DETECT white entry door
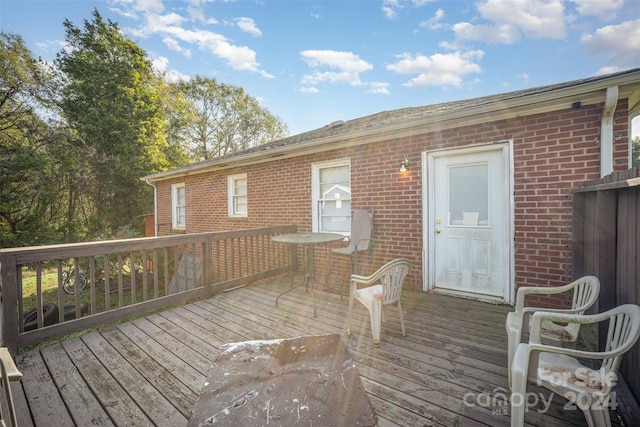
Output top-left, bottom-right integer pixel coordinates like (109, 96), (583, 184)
(424, 144), (512, 302)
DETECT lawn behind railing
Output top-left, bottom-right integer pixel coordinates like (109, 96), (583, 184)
(0, 225), (296, 354)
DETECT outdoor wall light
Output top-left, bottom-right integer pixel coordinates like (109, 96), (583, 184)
(399, 158), (409, 172)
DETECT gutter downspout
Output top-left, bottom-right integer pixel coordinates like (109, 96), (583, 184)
(601, 86), (619, 177)
(144, 179), (158, 237)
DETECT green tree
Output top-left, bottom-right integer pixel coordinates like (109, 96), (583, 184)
(178, 76), (288, 161)
(0, 32), (74, 247)
(55, 10), (174, 236)
(632, 136), (640, 168)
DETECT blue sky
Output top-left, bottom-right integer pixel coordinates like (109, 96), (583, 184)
(2, 0), (639, 136)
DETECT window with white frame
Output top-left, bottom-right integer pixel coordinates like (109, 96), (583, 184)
(228, 173), (248, 217)
(312, 159), (351, 235)
(171, 183), (186, 229)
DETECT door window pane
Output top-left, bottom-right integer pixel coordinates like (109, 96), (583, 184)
(448, 164), (488, 226)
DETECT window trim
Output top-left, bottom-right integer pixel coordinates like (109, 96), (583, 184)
(171, 183), (186, 230)
(311, 158), (351, 234)
(228, 173), (248, 218)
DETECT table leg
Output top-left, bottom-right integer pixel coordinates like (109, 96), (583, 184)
(275, 245), (317, 317)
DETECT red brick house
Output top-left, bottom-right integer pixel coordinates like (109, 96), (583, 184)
(142, 68), (640, 305)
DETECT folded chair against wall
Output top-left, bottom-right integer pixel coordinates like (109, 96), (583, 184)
(332, 209), (374, 300)
(347, 258), (411, 346)
(510, 304), (640, 427)
(506, 276), (600, 387)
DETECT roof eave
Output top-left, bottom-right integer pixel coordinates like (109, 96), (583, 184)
(141, 70), (640, 183)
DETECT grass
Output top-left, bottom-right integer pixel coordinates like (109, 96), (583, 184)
(21, 266), (169, 315)
(19, 266), (174, 352)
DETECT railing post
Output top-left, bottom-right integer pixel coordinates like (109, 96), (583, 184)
(204, 233), (213, 295)
(0, 254), (20, 354)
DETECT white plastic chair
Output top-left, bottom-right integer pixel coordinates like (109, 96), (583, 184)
(506, 276), (600, 387)
(347, 258), (411, 346)
(510, 304), (640, 427)
(332, 209), (373, 299)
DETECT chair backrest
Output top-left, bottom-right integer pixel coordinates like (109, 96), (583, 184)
(564, 276), (600, 337)
(602, 304), (640, 372)
(570, 276), (600, 311)
(378, 258), (411, 305)
(348, 209), (373, 252)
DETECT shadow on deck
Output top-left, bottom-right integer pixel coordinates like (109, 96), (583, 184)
(8, 275), (608, 426)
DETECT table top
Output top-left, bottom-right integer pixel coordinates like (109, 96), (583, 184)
(271, 232), (344, 245)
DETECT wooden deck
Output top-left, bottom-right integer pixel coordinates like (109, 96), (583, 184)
(9, 275), (602, 426)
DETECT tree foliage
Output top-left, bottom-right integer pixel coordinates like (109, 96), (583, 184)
(632, 136), (640, 168)
(0, 32), (72, 247)
(1, 9), (290, 247)
(55, 9), (177, 236)
(178, 76), (288, 161)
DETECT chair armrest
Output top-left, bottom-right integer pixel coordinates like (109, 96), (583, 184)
(514, 276), (597, 312)
(515, 286), (566, 312)
(528, 311), (606, 354)
(353, 237), (374, 252)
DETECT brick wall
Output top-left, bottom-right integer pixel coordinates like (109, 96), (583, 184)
(153, 99), (631, 306)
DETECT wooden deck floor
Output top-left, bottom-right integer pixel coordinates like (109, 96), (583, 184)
(9, 275), (601, 426)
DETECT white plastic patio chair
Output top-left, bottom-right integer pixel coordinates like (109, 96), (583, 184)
(332, 209), (373, 300)
(347, 258), (411, 346)
(510, 304), (640, 427)
(506, 276), (600, 387)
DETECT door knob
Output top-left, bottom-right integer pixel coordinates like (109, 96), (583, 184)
(436, 228), (441, 234)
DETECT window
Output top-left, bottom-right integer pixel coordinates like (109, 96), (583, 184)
(312, 159), (351, 235)
(228, 173), (248, 217)
(171, 183), (186, 229)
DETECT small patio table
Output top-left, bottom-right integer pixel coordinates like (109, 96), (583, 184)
(271, 232), (344, 317)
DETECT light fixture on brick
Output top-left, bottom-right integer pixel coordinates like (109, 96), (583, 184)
(399, 158), (409, 172)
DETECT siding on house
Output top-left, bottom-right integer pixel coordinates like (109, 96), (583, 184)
(145, 70), (638, 305)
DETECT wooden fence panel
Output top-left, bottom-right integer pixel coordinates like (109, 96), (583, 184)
(572, 167), (640, 422)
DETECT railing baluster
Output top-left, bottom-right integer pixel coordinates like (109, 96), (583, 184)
(117, 254), (124, 308)
(89, 256), (96, 315)
(104, 254), (110, 312)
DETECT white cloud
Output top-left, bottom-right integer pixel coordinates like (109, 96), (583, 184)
(300, 50), (373, 86)
(387, 50), (484, 89)
(162, 37), (191, 57)
(453, 22), (521, 44)
(368, 82), (391, 94)
(453, 0), (566, 44)
(420, 8), (445, 30)
(235, 17), (262, 37)
(383, 0), (433, 19)
(299, 86), (319, 94)
(111, 0), (272, 78)
(581, 19), (640, 66)
(151, 56), (190, 82)
(382, 0), (401, 19)
(569, 0), (624, 20)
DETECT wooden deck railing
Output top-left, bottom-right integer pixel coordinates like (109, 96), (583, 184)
(0, 225), (296, 353)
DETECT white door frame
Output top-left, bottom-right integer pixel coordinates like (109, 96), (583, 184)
(422, 142), (515, 304)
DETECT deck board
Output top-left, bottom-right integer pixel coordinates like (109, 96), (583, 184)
(11, 275), (607, 426)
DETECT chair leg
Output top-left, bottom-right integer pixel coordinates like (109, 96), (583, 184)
(347, 281), (355, 336)
(581, 394), (612, 427)
(507, 327), (518, 389)
(510, 345), (529, 427)
(398, 301), (406, 336)
(370, 300), (382, 346)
